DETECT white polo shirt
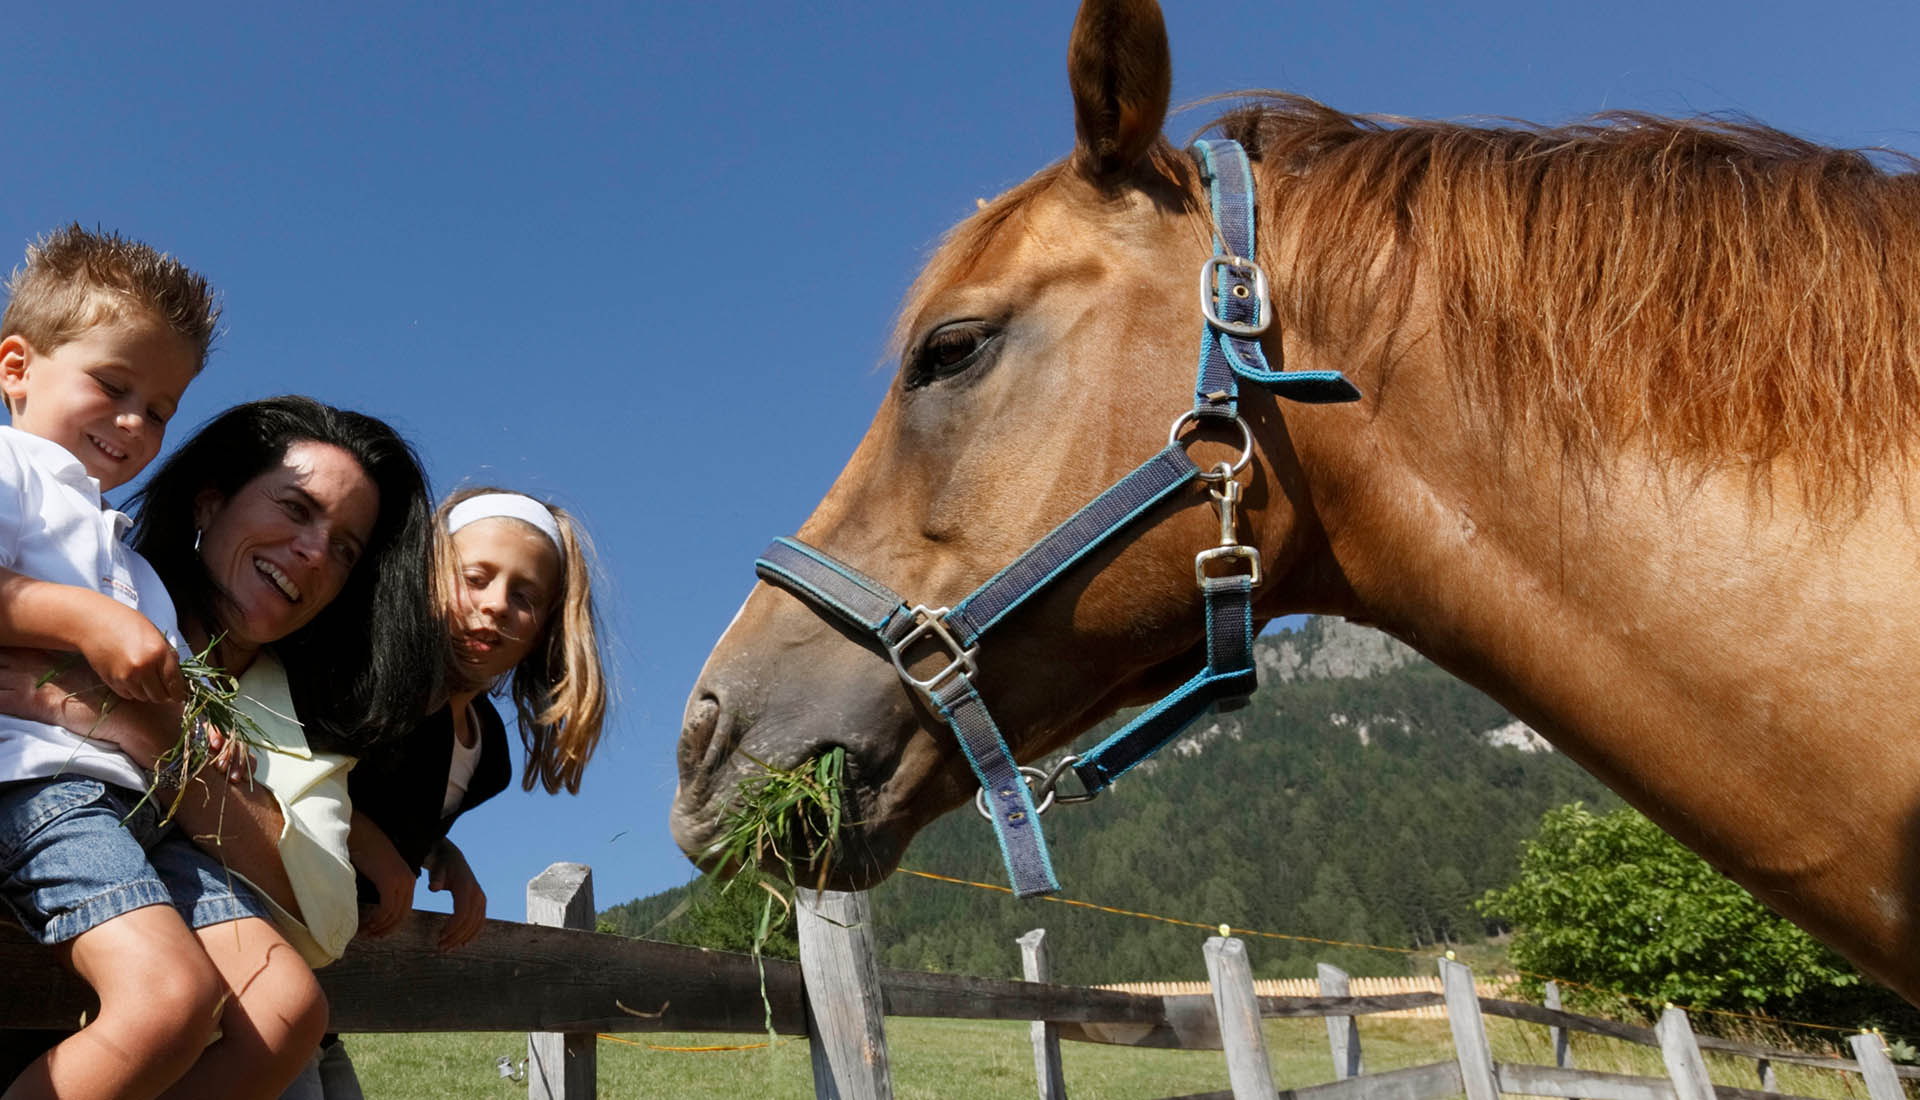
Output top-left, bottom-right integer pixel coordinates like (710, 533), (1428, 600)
(0, 426), (185, 792)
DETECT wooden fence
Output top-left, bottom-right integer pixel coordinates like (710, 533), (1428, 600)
(4, 860), (1917, 1100)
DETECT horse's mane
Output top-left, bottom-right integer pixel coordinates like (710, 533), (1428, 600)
(897, 94), (1920, 502)
(1218, 94), (1920, 499)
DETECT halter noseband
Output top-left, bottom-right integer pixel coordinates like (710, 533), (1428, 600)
(752, 140), (1361, 897)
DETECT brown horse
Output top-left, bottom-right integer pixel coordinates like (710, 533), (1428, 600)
(673, 0), (1920, 1001)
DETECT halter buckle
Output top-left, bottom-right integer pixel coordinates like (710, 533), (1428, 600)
(1199, 255), (1272, 337)
(1195, 544), (1263, 586)
(888, 605), (980, 699)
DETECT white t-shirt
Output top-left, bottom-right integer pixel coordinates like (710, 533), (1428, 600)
(442, 704), (483, 817)
(0, 427), (185, 792)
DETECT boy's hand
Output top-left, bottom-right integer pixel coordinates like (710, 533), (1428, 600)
(74, 599), (185, 706)
(426, 839), (487, 949)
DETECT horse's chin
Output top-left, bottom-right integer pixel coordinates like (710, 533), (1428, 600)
(763, 826), (903, 893)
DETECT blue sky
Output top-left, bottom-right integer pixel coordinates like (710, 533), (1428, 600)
(9, 2), (1919, 914)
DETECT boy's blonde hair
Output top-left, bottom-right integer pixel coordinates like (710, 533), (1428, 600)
(434, 486), (608, 795)
(2, 224), (220, 368)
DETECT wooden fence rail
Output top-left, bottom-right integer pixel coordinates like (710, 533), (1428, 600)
(5, 861), (1918, 1100)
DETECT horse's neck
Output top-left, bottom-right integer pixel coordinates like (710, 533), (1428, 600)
(1283, 377), (1920, 985)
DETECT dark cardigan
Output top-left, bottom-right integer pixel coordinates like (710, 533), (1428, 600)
(350, 699), (511, 898)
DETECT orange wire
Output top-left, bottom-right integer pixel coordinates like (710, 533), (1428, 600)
(894, 866), (1904, 1045)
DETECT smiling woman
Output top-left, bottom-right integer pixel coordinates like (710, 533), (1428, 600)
(10, 397), (443, 943)
(0, 394), (442, 1095)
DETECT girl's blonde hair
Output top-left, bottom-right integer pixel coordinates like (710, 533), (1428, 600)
(434, 486), (607, 795)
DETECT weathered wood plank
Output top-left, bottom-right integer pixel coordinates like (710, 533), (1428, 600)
(1205, 937), (1277, 1100)
(1056, 995), (1223, 1050)
(0, 912), (807, 1034)
(1480, 998), (1658, 1045)
(1262, 993), (1446, 1018)
(1477, 996), (1894, 1080)
(1494, 1065), (1828, 1100)
(1283, 1060), (1465, 1100)
(1441, 959), (1499, 1100)
(1018, 929), (1067, 1100)
(1712, 1085), (1829, 1100)
(1496, 1061), (1676, 1100)
(1657, 1007), (1716, 1100)
(1321, 963), (1362, 1080)
(1546, 983), (1575, 1072)
(1848, 1034), (1904, 1100)
(876, 968), (1173, 1024)
(797, 889), (892, 1100)
(1160, 1061), (1465, 1100)
(879, 978), (1439, 1029)
(527, 863), (595, 1100)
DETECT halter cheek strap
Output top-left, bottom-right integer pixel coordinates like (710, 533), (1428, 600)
(752, 139), (1360, 898)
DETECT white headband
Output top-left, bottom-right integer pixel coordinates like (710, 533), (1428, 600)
(446, 492), (563, 551)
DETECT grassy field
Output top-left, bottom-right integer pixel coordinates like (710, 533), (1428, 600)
(338, 1012), (1879, 1099)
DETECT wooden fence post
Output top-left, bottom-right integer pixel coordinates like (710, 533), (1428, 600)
(1655, 1006), (1715, 1100)
(526, 862), (595, 1100)
(1018, 929), (1067, 1100)
(796, 889), (892, 1100)
(1204, 936), (1276, 1100)
(1319, 962), (1362, 1079)
(1849, 1033), (1905, 1100)
(1440, 958), (1499, 1100)
(1544, 981), (1573, 1071)
(1756, 1058), (1778, 1093)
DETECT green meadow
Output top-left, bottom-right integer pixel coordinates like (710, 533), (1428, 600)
(342, 1012), (1870, 1099)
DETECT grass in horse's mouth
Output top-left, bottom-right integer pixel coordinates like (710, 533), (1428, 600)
(707, 746), (850, 1040)
(709, 746), (849, 889)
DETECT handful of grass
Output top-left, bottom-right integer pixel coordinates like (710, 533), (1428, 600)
(41, 636), (273, 824)
(148, 638), (273, 821)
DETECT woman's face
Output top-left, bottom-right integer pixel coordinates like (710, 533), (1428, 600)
(194, 440), (381, 656)
(448, 517), (562, 685)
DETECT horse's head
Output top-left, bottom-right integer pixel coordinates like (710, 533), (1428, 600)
(672, 0), (1357, 889)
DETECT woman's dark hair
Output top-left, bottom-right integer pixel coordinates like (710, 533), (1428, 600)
(129, 395), (441, 751)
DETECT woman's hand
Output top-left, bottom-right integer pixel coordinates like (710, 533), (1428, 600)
(203, 724), (259, 785)
(348, 811), (416, 937)
(0, 646), (181, 766)
(424, 838), (487, 949)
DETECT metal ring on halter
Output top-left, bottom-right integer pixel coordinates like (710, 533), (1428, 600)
(1168, 410), (1253, 482)
(974, 765), (1057, 821)
(1034, 754), (1098, 805)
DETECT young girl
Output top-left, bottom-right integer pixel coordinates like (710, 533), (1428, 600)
(288, 487), (608, 1097)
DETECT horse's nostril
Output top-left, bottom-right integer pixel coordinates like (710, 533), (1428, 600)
(678, 692), (726, 776)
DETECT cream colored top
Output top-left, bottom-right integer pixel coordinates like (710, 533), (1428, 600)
(226, 651), (358, 968)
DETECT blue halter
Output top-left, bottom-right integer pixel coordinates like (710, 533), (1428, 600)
(753, 140), (1361, 897)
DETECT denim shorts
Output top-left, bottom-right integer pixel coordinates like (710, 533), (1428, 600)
(0, 776), (270, 944)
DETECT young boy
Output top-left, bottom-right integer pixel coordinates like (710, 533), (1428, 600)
(0, 226), (326, 1100)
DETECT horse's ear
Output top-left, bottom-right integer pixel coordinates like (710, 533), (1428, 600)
(1068, 0), (1172, 180)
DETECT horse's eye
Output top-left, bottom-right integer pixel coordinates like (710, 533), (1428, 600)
(906, 321), (998, 387)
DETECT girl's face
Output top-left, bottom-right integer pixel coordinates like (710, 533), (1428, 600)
(448, 516), (563, 685)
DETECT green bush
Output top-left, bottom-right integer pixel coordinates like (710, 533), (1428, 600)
(1478, 804), (1856, 1015)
